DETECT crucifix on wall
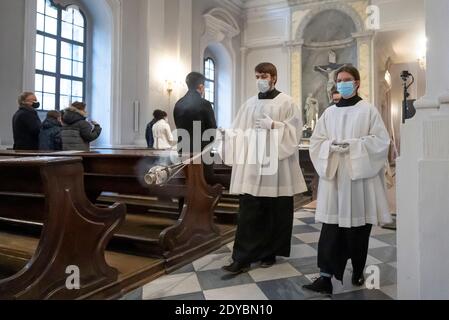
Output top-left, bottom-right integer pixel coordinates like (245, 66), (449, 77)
(314, 50), (344, 103)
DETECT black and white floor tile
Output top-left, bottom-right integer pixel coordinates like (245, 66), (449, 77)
(123, 210), (397, 301)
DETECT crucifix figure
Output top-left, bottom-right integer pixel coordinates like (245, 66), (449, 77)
(314, 50), (344, 103)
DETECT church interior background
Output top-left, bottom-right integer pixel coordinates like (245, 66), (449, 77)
(0, 0), (448, 300)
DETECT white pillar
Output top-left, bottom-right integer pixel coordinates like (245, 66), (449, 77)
(397, 0), (449, 300)
(240, 47), (249, 106)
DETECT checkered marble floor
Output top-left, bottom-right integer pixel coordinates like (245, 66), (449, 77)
(122, 210), (397, 301)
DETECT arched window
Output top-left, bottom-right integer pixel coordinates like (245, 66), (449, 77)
(35, 0), (86, 111)
(204, 58), (216, 110)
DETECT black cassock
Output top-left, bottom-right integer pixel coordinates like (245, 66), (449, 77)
(317, 223), (372, 282)
(232, 194), (294, 264)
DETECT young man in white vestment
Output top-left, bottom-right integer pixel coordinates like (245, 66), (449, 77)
(222, 63), (307, 274)
(303, 65), (392, 295)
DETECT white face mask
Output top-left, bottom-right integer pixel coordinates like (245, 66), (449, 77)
(257, 79), (271, 94)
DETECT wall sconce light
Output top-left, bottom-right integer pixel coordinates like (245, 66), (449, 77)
(166, 80), (174, 96)
(165, 79), (177, 107)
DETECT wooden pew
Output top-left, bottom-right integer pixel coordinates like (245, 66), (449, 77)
(298, 147), (319, 201)
(0, 156), (127, 300)
(0, 150), (228, 272)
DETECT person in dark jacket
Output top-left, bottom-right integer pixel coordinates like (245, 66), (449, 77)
(145, 109), (165, 148)
(174, 72), (217, 154)
(39, 110), (62, 151)
(174, 72), (219, 188)
(12, 92), (42, 150)
(61, 101), (102, 151)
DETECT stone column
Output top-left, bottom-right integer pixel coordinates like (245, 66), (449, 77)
(353, 31), (374, 103)
(285, 40), (304, 109)
(240, 46), (249, 106)
(397, 0), (449, 300)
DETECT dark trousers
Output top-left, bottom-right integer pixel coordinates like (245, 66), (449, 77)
(232, 194), (294, 265)
(317, 223), (372, 281)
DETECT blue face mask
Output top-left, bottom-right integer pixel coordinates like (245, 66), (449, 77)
(337, 81), (356, 99)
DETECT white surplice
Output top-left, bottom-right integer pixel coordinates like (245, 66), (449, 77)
(310, 100), (393, 228)
(224, 93), (307, 197)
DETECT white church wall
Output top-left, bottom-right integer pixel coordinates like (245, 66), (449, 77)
(118, 0), (148, 146)
(371, 0), (425, 31)
(0, 0), (26, 147)
(245, 47), (290, 99)
(242, 6), (290, 103)
(192, 0), (243, 126)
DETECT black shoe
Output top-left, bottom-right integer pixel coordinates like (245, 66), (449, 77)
(260, 257), (276, 268)
(222, 261), (251, 275)
(303, 277), (333, 295)
(352, 272), (365, 287)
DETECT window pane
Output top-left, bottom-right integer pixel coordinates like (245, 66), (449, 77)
(35, 74), (43, 92)
(72, 96), (83, 103)
(35, 92), (43, 107)
(36, 34), (44, 53)
(37, 0), (46, 14)
(37, 13), (45, 32)
(43, 93), (55, 111)
(60, 95), (71, 110)
(72, 44), (83, 62)
(73, 61), (83, 78)
(209, 69), (215, 81)
(43, 75), (56, 94)
(60, 79), (72, 96)
(44, 37), (57, 56)
(73, 9), (84, 27)
(45, 1), (58, 18)
(44, 16), (57, 35)
(72, 81), (83, 97)
(62, 21), (73, 40)
(44, 54), (56, 72)
(61, 58), (72, 76)
(73, 25), (84, 43)
(62, 8), (74, 23)
(35, 52), (44, 70)
(61, 41), (72, 59)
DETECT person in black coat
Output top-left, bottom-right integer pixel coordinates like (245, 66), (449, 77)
(39, 110), (62, 151)
(173, 72), (220, 204)
(12, 92), (42, 150)
(174, 72), (217, 155)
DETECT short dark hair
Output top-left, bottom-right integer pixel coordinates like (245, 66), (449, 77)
(153, 109), (167, 121)
(46, 110), (61, 120)
(186, 72), (206, 90)
(255, 62), (278, 84)
(335, 65), (361, 82)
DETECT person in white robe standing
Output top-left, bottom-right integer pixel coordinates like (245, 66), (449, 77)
(303, 65), (392, 295)
(222, 63), (308, 275)
(152, 110), (175, 150)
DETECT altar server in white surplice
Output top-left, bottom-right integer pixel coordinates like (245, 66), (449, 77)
(303, 65), (392, 295)
(221, 63), (307, 275)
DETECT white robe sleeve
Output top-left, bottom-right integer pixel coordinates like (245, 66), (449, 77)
(344, 108), (391, 180)
(273, 101), (302, 161)
(219, 103), (248, 166)
(309, 111), (338, 180)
